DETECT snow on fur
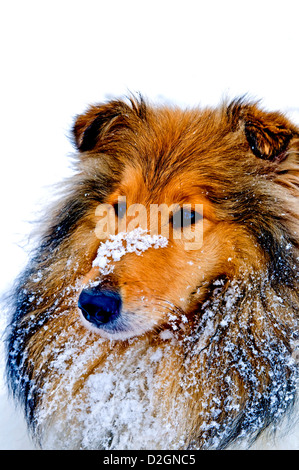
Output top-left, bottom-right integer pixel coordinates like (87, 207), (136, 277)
(92, 228), (168, 274)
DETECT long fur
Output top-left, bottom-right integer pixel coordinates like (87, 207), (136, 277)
(5, 96), (299, 449)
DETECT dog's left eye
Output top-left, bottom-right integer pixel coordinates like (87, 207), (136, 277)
(114, 201), (127, 219)
(171, 208), (202, 229)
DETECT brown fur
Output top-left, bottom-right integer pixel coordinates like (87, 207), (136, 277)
(6, 96), (299, 449)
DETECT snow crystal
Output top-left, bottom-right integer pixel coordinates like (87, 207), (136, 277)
(92, 228), (168, 275)
(159, 330), (174, 341)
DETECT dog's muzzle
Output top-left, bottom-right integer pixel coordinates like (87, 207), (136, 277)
(78, 288), (122, 330)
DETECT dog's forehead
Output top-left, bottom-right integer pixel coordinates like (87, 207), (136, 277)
(124, 107), (244, 183)
(112, 115), (236, 200)
(108, 162), (207, 206)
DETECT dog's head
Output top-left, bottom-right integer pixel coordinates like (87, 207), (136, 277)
(69, 96), (299, 340)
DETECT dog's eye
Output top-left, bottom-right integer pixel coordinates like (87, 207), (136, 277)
(114, 201), (127, 219)
(171, 208), (202, 229)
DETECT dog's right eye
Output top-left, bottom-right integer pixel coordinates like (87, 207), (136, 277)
(171, 207), (202, 229)
(114, 201), (127, 219)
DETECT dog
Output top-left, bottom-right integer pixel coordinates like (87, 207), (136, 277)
(5, 95), (299, 449)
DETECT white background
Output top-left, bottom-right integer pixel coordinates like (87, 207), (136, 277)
(0, 0), (298, 449)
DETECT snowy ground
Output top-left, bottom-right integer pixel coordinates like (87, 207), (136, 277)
(1, 0), (299, 450)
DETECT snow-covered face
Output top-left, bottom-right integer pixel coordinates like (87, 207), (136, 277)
(70, 97), (298, 342)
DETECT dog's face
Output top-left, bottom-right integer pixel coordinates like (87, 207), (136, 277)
(78, 163), (235, 340)
(71, 97), (298, 341)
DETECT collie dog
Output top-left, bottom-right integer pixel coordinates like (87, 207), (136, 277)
(6, 96), (299, 449)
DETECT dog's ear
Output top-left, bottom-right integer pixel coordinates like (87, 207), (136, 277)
(244, 113), (294, 162)
(72, 101), (128, 152)
(72, 96), (147, 152)
(229, 100), (297, 163)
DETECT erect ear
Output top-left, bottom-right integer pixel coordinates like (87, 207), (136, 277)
(72, 105), (115, 152)
(72, 96), (147, 152)
(244, 112), (294, 162)
(229, 100), (298, 162)
(72, 101), (127, 152)
(72, 100), (130, 152)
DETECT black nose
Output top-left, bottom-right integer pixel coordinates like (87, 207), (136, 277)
(78, 288), (122, 329)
